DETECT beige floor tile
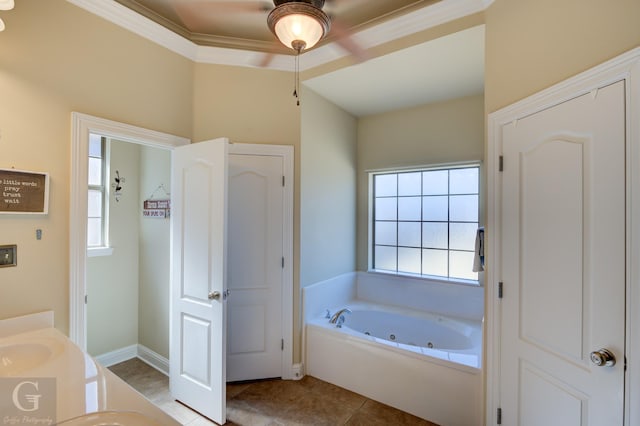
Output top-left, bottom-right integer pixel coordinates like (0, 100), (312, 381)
(300, 376), (366, 411)
(109, 358), (440, 426)
(356, 399), (439, 426)
(227, 382), (252, 399)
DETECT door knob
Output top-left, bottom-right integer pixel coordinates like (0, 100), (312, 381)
(208, 291), (221, 300)
(590, 348), (616, 367)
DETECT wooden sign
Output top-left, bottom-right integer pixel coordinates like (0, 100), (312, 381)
(143, 199), (170, 218)
(0, 168), (50, 214)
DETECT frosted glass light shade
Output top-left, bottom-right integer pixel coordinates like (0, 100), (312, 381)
(267, 2), (330, 52)
(274, 13), (323, 50)
(0, 0), (14, 11)
(0, 18), (4, 32)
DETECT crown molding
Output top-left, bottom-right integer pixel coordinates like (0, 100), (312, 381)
(301, 0), (492, 70)
(67, 0), (493, 72)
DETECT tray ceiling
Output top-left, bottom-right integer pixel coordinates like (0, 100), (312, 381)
(113, 0), (431, 53)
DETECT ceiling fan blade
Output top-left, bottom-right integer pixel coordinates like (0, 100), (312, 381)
(328, 19), (370, 63)
(257, 51), (276, 68)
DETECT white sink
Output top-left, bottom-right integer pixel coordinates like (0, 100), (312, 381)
(57, 411), (164, 426)
(0, 341), (62, 375)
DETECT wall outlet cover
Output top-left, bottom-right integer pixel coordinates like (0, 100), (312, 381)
(0, 245), (16, 267)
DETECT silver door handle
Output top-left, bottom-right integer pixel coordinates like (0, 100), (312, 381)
(208, 291), (221, 300)
(590, 348), (616, 367)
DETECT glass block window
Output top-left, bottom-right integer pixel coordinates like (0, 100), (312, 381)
(87, 134), (107, 248)
(371, 166), (479, 282)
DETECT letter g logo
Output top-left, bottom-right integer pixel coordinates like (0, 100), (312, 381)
(12, 380), (41, 412)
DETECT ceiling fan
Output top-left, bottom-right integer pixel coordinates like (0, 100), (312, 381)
(173, 0), (368, 105)
(174, 0), (367, 61)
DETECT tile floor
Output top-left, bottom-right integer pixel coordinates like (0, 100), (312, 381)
(108, 358), (438, 426)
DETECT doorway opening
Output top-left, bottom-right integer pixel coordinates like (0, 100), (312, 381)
(69, 113), (295, 384)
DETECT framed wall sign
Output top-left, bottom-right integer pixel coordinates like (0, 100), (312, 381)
(0, 168), (50, 214)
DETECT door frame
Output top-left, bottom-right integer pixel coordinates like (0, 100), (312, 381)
(69, 112), (190, 350)
(228, 142), (295, 380)
(69, 120), (296, 380)
(486, 47), (640, 426)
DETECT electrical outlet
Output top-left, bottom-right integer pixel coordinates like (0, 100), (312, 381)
(0, 245), (17, 267)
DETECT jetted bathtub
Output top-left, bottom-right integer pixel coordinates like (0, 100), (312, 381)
(305, 302), (482, 426)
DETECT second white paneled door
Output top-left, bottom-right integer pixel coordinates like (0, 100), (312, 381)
(226, 152), (285, 381)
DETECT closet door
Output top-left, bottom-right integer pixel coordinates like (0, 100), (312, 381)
(226, 153), (284, 382)
(499, 81), (626, 424)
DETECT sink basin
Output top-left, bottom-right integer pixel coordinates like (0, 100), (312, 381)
(0, 340), (63, 375)
(0, 335), (64, 377)
(57, 411), (164, 426)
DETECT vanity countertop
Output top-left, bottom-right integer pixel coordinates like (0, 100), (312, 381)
(0, 313), (180, 425)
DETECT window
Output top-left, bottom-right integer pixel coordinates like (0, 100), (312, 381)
(87, 134), (108, 248)
(371, 165), (480, 283)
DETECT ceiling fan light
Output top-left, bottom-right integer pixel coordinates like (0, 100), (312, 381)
(275, 13), (323, 50)
(268, 2), (330, 52)
(0, 0), (14, 11)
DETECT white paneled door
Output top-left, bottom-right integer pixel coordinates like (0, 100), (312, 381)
(500, 81), (626, 424)
(226, 153), (284, 381)
(170, 138), (228, 425)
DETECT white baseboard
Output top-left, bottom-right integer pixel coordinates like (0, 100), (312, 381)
(291, 363), (304, 380)
(137, 344), (169, 376)
(96, 344), (294, 381)
(94, 344), (138, 367)
(94, 344), (169, 377)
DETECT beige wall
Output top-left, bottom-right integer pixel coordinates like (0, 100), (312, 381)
(485, 0), (640, 113)
(0, 0), (193, 334)
(138, 146), (172, 359)
(87, 140), (141, 356)
(356, 94), (485, 271)
(300, 88), (357, 287)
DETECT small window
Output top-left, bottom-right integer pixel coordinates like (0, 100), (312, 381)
(87, 134), (108, 248)
(370, 165), (480, 283)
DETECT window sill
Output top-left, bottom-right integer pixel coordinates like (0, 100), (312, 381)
(87, 247), (114, 257)
(367, 269), (482, 287)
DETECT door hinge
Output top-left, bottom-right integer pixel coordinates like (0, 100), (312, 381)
(282, 257), (285, 268)
(282, 176), (285, 187)
(497, 407), (502, 424)
(498, 282), (503, 299)
(85, 295), (88, 304)
(281, 339), (284, 351)
(499, 155), (504, 172)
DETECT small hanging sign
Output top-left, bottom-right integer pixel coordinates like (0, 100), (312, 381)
(0, 168), (50, 214)
(143, 184), (170, 218)
(143, 199), (170, 218)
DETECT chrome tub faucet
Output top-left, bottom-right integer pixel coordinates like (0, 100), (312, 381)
(329, 308), (352, 327)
